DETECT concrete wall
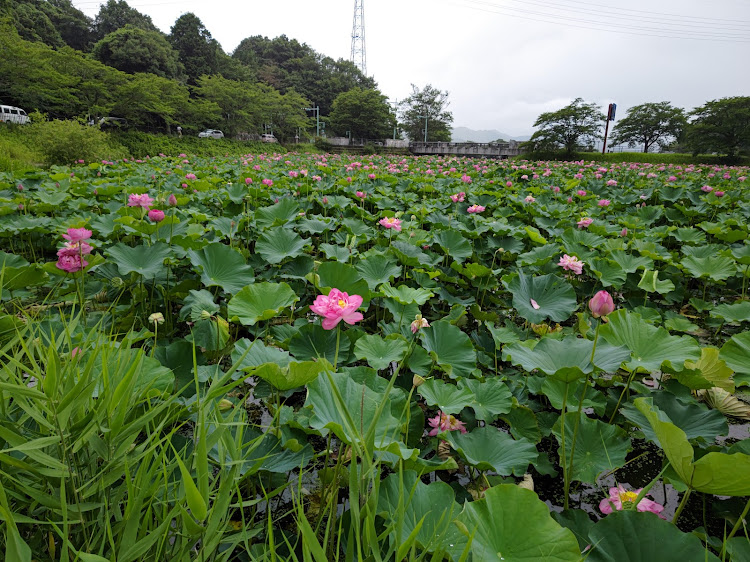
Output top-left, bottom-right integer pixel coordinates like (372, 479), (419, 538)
(385, 139), (410, 148)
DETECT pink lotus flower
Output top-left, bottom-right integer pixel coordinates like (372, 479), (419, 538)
(128, 193), (154, 209)
(368, 173), (376, 180)
(427, 411), (467, 436)
(506, 181), (513, 187)
(410, 314), (430, 334)
(599, 485), (665, 519)
(577, 217), (593, 229)
(148, 209), (165, 222)
(56, 254), (87, 273)
(701, 185), (713, 193)
(168, 194), (178, 206)
(262, 179), (273, 186)
(524, 195), (536, 203)
(62, 228), (92, 243)
(310, 288), (364, 330)
(552, 186), (561, 193)
(57, 241), (92, 258)
(450, 191), (466, 203)
(467, 205), (485, 214)
(606, 179), (618, 186)
(558, 254), (584, 275)
(245, 177), (253, 184)
(185, 173), (197, 180)
(322, 196), (328, 205)
(461, 174), (472, 183)
(620, 228), (628, 237)
(715, 191), (725, 197)
(577, 190), (587, 197)
(589, 290), (615, 318)
(379, 216), (402, 231)
(598, 199), (611, 207)
(356, 191), (367, 199)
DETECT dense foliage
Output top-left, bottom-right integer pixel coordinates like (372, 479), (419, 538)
(0, 151), (749, 560)
(611, 101), (686, 153)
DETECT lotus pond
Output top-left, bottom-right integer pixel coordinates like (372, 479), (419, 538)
(0, 153), (749, 561)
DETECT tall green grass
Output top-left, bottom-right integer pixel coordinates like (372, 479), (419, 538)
(0, 126), (42, 172)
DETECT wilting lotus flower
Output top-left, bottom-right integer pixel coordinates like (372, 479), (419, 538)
(379, 216), (402, 231)
(148, 312), (165, 325)
(524, 195), (536, 203)
(558, 254), (584, 275)
(589, 290), (615, 318)
(427, 411), (467, 436)
(310, 288), (364, 330)
(600, 485), (665, 519)
(577, 217), (593, 229)
(467, 204), (485, 214)
(411, 314), (430, 334)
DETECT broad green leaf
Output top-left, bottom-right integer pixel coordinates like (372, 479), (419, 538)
(377, 471), (467, 560)
(355, 254), (401, 289)
(720, 331), (750, 379)
(317, 261), (369, 302)
(587, 511), (720, 562)
(419, 378), (512, 420)
(188, 243), (254, 294)
(255, 198), (299, 228)
(353, 334), (408, 370)
(504, 271), (577, 323)
(637, 270), (675, 294)
(635, 397), (750, 495)
(458, 485), (580, 562)
(251, 360), (329, 391)
(380, 284), (433, 305)
(599, 309), (700, 372)
(107, 242), (170, 280)
(444, 426), (537, 476)
(432, 229), (473, 263)
(289, 323), (352, 364)
(232, 338), (291, 371)
(227, 282), (298, 326)
(255, 227), (307, 264)
(305, 370), (403, 446)
(711, 301), (750, 323)
(552, 415), (631, 484)
(681, 255), (736, 281)
(179, 289), (220, 321)
(420, 321), (476, 379)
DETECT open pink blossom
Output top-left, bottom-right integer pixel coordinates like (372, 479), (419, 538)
(606, 179), (618, 186)
(450, 191), (466, 203)
(467, 204), (485, 214)
(427, 411), (467, 436)
(577, 217), (593, 229)
(127, 193), (153, 208)
(310, 288), (364, 330)
(379, 217), (402, 231)
(598, 199), (611, 207)
(411, 314), (430, 334)
(356, 191), (367, 199)
(701, 185), (713, 193)
(524, 195), (536, 203)
(576, 190), (587, 197)
(185, 173), (196, 180)
(57, 241), (92, 258)
(558, 254), (584, 275)
(599, 485), (665, 519)
(62, 228), (92, 243)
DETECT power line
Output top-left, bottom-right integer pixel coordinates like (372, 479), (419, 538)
(449, 0), (750, 42)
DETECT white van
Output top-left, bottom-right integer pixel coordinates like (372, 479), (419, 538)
(0, 105), (29, 125)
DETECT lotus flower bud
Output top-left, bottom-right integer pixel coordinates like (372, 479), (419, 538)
(589, 290), (615, 318)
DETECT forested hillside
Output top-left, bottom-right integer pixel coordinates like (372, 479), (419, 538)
(1, 0), (378, 140)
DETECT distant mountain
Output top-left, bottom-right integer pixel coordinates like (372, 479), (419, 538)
(451, 127), (531, 143)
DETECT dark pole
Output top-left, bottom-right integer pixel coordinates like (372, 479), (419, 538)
(602, 118), (611, 155)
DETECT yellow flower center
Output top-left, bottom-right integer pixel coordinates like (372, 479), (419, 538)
(620, 491), (639, 503)
(338, 299), (346, 308)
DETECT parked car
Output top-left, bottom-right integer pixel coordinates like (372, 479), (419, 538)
(261, 134), (278, 143)
(199, 129), (224, 139)
(0, 105), (29, 125)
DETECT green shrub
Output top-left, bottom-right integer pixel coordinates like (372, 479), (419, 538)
(25, 120), (129, 165)
(0, 125), (43, 172)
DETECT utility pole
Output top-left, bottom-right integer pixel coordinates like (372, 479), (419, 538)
(417, 114), (428, 142)
(304, 106), (320, 137)
(389, 99), (398, 140)
(350, 0), (367, 75)
(602, 103), (616, 154)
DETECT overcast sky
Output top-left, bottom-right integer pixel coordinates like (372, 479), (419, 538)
(72, 0), (750, 137)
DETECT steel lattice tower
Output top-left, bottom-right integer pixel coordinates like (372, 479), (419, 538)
(350, 0), (366, 75)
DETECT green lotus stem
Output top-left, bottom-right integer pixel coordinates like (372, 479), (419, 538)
(609, 369), (636, 424)
(724, 496), (750, 554)
(672, 487), (692, 524)
(561, 382), (570, 510)
(333, 325), (341, 371)
(742, 264), (749, 301)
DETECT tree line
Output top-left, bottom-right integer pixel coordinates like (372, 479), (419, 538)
(525, 97), (750, 159)
(1, 0), (458, 143)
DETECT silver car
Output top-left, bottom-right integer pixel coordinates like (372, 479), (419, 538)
(198, 129), (224, 139)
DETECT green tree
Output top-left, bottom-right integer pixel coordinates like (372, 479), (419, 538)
(11, 0), (93, 51)
(194, 75), (265, 137)
(611, 101), (686, 153)
(169, 13), (219, 84)
(686, 97), (750, 159)
(329, 88), (395, 139)
(399, 84), (453, 142)
(94, 0), (157, 39)
(527, 98), (604, 154)
(93, 25), (183, 79)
